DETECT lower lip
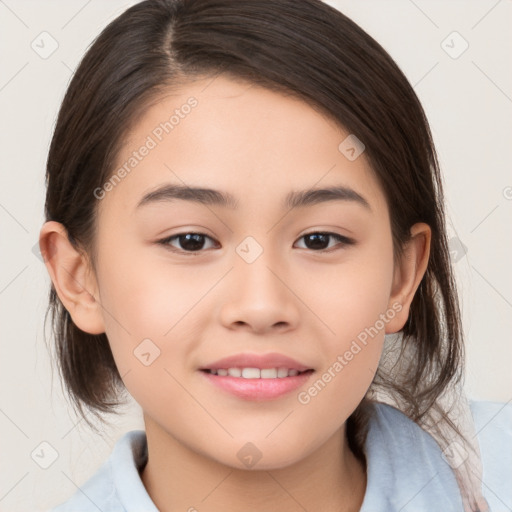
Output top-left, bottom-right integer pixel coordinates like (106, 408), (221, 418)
(200, 370), (315, 401)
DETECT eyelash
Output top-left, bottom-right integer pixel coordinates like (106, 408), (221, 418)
(156, 231), (355, 255)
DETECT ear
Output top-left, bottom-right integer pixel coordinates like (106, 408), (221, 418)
(39, 221), (105, 335)
(385, 222), (431, 334)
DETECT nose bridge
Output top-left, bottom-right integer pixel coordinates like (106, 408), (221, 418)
(234, 234), (287, 300)
(218, 234), (299, 332)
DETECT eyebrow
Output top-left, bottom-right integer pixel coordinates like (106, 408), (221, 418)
(136, 184), (371, 212)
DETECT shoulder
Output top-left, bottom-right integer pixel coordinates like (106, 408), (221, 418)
(49, 430), (156, 512)
(49, 457), (118, 512)
(468, 399), (512, 510)
(368, 400), (454, 462)
(365, 399), (512, 512)
(361, 401), (465, 511)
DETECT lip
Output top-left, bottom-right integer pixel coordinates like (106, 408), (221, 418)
(200, 369), (315, 401)
(200, 352), (313, 372)
(198, 352), (315, 401)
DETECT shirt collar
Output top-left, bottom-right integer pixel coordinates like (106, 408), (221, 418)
(110, 403), (464, 512)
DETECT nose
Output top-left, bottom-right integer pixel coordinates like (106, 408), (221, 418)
(218, 251), (301, 335)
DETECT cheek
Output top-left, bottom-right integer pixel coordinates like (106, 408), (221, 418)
(94, 242), (218, 379)
(297, 238), (394, 345)
(298, 233), (394, 398)
(97, 236), (197, 330)
(294, 257), (393, 429)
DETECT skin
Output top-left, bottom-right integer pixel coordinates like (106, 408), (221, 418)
(40, 75), (431, 512)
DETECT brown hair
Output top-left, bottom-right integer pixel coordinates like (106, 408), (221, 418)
(43, 0), (481, 508)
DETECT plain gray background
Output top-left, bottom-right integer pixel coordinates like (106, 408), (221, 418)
(1, 1), (511, 510)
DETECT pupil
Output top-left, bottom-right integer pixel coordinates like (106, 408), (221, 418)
(305, 233), (329, 250)
(180, 233), (204, 251)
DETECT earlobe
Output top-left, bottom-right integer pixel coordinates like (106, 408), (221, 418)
(385, 222), (431, 334)
(39, 221), (105, 335)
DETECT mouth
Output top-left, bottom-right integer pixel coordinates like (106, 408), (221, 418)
(200, 367), (314, 379)
(198, 352), (315, 400)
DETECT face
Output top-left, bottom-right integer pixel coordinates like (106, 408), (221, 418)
(87, 75), (401, 468)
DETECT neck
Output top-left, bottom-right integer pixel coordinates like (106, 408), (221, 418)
(140, 414), (367, 512)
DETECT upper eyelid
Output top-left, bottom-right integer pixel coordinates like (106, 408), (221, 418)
(159, 231), (351, 241)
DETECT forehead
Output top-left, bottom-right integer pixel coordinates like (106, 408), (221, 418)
(100, 75), (387, 218)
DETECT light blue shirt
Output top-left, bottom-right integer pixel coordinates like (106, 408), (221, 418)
(49, 400), (512, 511)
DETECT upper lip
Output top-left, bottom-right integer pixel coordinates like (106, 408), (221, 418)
(200, 352), (313, 372)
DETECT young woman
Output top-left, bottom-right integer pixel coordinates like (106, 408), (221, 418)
(39, 1), (511, 511)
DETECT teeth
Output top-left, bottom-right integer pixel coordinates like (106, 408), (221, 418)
(240, 367), (259, 378)
(208, 367), (307, 379)
(260, 368), (277, 378)
(277, 367), (289, 378)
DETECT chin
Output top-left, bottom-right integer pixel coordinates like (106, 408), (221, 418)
(205, 437), (314, 472)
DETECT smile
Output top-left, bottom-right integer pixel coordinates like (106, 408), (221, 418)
(203, 367), (312, 378)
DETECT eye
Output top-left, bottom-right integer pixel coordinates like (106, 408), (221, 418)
(294, 232), (355, 251)
(157, 232), (218, 254)
(157, 230), (355, 255)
